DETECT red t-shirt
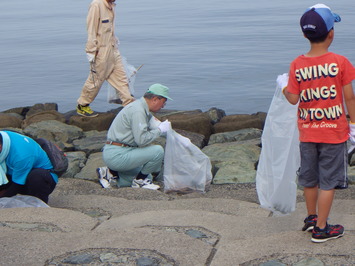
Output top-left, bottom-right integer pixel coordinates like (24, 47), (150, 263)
(287, 52), (355, 143)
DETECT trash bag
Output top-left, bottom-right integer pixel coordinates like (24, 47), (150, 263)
(256, 74), (300, 215)
(0, 195), (49, 208)
(107, 56), (142, 103)
(163, 129), (212, 194)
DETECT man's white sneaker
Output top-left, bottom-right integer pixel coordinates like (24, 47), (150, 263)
(96, 166), (115, 188)
(131, 178), (160, 190)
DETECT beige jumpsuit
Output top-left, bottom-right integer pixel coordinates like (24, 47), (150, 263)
(77, 0), (134, 107)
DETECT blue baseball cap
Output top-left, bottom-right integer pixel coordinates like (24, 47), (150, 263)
(300, 4), (341, 38)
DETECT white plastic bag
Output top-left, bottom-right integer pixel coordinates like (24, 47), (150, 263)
(0, 195), (49, 208)
(107, 57), (142, 103)
(256, 74), (300, 215)
(164, 129), (212, 193)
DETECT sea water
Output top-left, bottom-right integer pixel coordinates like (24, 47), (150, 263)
(0, 0), (354, 115)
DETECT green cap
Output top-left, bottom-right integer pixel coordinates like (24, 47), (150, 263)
(147, 83), (173, 100)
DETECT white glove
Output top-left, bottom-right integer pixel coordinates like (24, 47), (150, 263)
(349, 122), (355, 144)
(86, 53), (95, 63)
(158, 120), (171, 133)
(277, 73), (289, 93)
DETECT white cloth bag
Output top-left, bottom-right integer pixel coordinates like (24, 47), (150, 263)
(107, 56), (139, 103)
(256, 75), (300, 215)
(164, 129), (212, 193)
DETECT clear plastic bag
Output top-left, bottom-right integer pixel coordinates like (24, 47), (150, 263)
(0, 195), (49, 208)
(164, 129), (212, 194)
(256, 74), (300, 215)
(107, 56), (142, 103)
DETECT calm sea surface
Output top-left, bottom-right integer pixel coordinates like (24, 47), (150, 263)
(1, 0), (355, 114)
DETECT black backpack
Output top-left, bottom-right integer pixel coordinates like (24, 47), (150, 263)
(35, 138), (68, 177)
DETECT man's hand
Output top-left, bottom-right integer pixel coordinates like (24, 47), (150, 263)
(86, 53), (95, 63)
(158, 120), (171, 133)
(277, 73), (289, 94)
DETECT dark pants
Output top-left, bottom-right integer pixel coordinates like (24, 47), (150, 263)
(1, 169), (56, 204)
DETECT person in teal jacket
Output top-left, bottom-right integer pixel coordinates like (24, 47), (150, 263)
(0, 131), (57, 203)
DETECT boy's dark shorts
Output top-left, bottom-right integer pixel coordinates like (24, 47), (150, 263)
(298, 142), (348, 190)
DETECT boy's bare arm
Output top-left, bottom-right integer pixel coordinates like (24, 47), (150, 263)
(343, 83), (355, 122)
(283, 87), (300, 105)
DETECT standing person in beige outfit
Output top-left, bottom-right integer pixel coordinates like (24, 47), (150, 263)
(77, 0), (134, 117)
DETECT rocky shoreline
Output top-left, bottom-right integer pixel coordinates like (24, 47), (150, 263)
(1, 102), (355, 188)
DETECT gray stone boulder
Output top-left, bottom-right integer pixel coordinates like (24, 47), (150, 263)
(175, 129), (206, 149)
(61, 151), (87, 178)
(0, 113), (23, 128)
(68, 112), (116, 132)
(23, 120), (83, 148)
(21, 110), (66, 128)
(208, 128), (262, 145)
(72, 130), (107, 155)
(213, 113), (266, 133)
(155, 110), (213, 141)
(74, 152), (104, 181)
(25, 103), (58, 117)
(202, 139), (261, 184)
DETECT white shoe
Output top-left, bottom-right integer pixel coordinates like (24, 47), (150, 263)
(96, 166), (115, 188)
(131, 178), (160, 190)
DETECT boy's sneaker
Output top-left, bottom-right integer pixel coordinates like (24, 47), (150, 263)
(132, 178), (160, 190)
(311, 223), (344, 243)
(97, 166), (115, 188)
(77, 104), (98, 117)
(302, 214), (318, 232)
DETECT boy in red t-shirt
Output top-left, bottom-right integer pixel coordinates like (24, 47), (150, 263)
(280, 4), (355, 243)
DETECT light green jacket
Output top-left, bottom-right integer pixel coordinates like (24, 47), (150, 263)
(107, 97), (161, 147)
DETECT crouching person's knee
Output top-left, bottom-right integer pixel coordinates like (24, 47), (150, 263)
(152, 145), (164, 162)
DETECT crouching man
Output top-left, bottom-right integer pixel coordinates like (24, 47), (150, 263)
(0, 131), (58, 203)
(98, 83), (172, 189)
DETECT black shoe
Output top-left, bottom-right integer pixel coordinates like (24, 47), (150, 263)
(302, 214), (317, 232)
(311, 223), (344, 243)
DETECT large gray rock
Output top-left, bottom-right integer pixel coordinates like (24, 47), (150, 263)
(25, 103), (58, 117)
(23, 120), (83, 147)
(0, 113), (22, 128)
(155, 111), (213, 141)
(74, 152), (104, 181)
(213, 113), (266, 133)
(61, 151), (87, 178)
(72, 130), (107, 155)
(21, 110), (66, 128)
(68, 112), (116, 131)
(208, 128), (262, 145)
(175, 129), (206, 148)
(202, 139), (260, 184)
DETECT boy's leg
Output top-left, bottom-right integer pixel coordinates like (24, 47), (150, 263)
(304, 186), (318, 216)
(316, 189), (335, 229)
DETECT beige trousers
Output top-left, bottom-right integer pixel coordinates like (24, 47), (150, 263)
(77, 46), (134, 107)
